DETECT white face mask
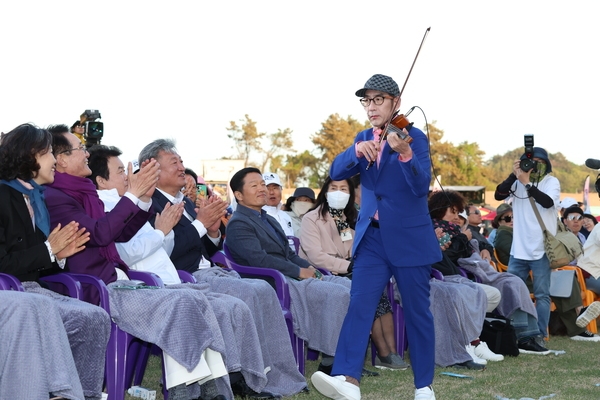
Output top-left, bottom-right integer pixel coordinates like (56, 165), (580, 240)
(291, 201), (313, 217)
(326, 191), (350, 210)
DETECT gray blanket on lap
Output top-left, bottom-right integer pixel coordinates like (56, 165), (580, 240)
(430, 276), (487, 367)
(24, 282), (110, 400)
(286, 275), (351, 356)
(0, 291), (85, 400)
(457, 249), (538, 319)
(194, 267), (308, 396)
(108, 281), (225, 371)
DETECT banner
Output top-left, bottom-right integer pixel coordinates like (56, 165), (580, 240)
(583, 175), (591, 213)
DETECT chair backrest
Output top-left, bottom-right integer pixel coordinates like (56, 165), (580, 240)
(287, 236), (300, 254)
(494, 248), (508, 272)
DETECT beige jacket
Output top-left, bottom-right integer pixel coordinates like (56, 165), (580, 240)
(299, 206), (353, 275)
(579, 223), (600, 279)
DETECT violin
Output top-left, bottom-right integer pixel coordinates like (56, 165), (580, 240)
(381, 112), (414, 144)
(365, 28), (429, 170)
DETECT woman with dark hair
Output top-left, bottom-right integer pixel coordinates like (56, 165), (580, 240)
(428, 190), (547, 355)
(0, 123), (111, 400)
(300, 177), (408, 371)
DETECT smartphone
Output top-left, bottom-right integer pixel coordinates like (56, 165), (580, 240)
(196, 183), (207, 199)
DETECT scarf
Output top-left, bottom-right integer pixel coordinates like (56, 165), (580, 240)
(1, 179), (50, 236)
(49, 172), (126, 269)
(432, 218), (462, 239)
(328, 207), (349, 234)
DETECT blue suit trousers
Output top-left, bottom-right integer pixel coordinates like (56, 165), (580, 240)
(331, 225), (435, 388)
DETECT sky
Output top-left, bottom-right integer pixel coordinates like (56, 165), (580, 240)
(1, 0), (599, 177)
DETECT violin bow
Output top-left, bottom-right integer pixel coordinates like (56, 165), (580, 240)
(366, 27), (431, 170)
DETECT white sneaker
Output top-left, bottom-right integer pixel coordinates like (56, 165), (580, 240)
(570, 330), (600, 342)
(415, 386), (436, 400)
(474, 341), (504, 361)
(311, 371), (361, 400)
(465, 344), (487, 365)
(577, 301), (600, 328)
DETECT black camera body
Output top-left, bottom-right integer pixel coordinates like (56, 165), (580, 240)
(519, 134), (536, 172)
(80, 109), (104, 146)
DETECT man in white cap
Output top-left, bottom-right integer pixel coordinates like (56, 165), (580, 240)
(262, 172), (294, 237)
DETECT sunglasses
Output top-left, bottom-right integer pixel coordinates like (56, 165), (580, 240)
(566, 214), (583, 221)
(468, 209), (480, 215)
(501, 215), (512, 223)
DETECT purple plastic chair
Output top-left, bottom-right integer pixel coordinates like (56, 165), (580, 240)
(0, 273), (25, 291)
(62, 271), (168, 400)
(215, 245), (307, 375)
(286, 235), (301, 254)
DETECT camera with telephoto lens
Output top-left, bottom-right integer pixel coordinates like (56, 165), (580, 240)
(519, 134), (536, 172)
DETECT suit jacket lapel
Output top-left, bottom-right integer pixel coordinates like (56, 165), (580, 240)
(183, 197), (197, 218)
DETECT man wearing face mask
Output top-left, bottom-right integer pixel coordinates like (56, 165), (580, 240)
(494, 147), (561, 345)
(284, 187), (316, 237)
(312, 74), (441, 400)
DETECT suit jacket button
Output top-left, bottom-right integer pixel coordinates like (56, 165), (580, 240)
(377, 196), (382, 201)
(17, 237), (23, 242)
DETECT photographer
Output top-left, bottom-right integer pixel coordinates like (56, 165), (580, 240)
(494, 146), (559, 342)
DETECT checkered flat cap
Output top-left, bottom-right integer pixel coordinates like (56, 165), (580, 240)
(355, 74), (400, 97)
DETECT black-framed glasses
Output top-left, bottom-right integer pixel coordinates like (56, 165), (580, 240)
(58, 145), (88, 155)
(567, 214), (583, 221)
(359, 95), (392, 107)
(501, 215), (513, 223)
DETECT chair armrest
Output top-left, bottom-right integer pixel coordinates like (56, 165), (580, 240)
(316, 267), (332, 276)
(64, 273), (111, 312)
(227, 262), (291, 310)
(0, 273), (25, 291)
(40, 274), (82, 298)
(127, 270), (164, 287)
(177, 270), (197, 283)
(431, 268), (444, 281)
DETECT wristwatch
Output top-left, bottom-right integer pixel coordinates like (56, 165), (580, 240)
(525, 183), (532, 190)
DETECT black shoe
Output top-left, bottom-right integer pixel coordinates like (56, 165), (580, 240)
(452, 360), (486, 370)
(317, 362), (332, 375)
(518, 336), (551, 355)
(231, 378), (277, 399)
(361, 367), (380, 377)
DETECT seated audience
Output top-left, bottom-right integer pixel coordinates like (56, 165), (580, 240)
(550, 205), (600, 341)
(465, 204), (495, 261)
(576, 188), (600, 328)
(0, 123), (110, 400)
(88, 144), (305, 398)
(262, 172), (294, 236)
(300, 176), (408, 370)
(44, 126), (232, 400)
(491, 204), (513, 266)
(284, 186), (316, 237)
(139, 139), (309, 396)
(226, 167), (354, 375)
(582, 213), (598, 239)
(429, 190), (549, 355)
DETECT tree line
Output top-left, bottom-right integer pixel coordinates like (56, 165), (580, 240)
(226, 114), (595, 193)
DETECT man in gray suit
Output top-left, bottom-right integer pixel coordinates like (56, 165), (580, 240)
(226, 167), (353, 373)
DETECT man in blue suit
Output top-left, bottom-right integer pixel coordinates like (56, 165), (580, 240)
(311, 74), (441, 400)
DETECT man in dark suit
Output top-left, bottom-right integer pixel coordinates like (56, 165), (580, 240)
(225, 167), (353, 373)
(311, 74), (441, 400)
(139, 139), (308, 399)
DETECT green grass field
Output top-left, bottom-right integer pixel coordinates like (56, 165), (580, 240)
(127, 335), (600, 400)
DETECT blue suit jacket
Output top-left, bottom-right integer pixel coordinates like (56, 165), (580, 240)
(226, 204), (310, 279)
(330, 126), (441, 267)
